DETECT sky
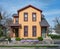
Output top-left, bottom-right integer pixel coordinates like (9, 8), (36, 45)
(0, 0), (60, 27)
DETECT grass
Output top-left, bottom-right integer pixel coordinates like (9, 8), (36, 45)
(0, 46), (58, 47)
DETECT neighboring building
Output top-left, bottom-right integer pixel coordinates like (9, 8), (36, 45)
(10, 5), (49, 39)
(48, 28), (58, 35)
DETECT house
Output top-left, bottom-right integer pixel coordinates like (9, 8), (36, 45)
(10, 5), (49, 39)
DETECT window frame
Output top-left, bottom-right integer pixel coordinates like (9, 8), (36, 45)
(24, 13), (28, 21)
(32, 26), (37, 37)
(32, 13), (36, 21)
(24, 26), (28, 37)
(15, 18), (19, 24)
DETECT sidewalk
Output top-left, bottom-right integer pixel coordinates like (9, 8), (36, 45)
(0, 44), (59, 47)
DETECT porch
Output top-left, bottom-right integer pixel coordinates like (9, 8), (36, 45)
(9, 24), (21, 37)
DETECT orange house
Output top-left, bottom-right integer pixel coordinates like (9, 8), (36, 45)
(10, 5), (49, 39)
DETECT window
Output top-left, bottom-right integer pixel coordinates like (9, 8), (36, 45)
(32, 26), (36, 37)
(24, 26), (28, 37)
(24, 13), (28, 21)
(15, 18), (18, 23)
(32, 13), (36, 21)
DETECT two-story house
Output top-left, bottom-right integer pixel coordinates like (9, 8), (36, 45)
(10, 5), (49, 39)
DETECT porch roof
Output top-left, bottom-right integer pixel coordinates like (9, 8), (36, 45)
(10, 23), (21, 27)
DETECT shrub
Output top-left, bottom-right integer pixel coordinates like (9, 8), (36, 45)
(15, 37), (21, 41)
(8, 37), (11, 42)
(48, 34), (60, 39)
(38, 37), (43, 41)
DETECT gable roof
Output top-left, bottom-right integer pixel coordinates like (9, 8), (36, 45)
(40, 17), (50, 27)
(12, 14), (18, 18)
(18, 5), (42, 12)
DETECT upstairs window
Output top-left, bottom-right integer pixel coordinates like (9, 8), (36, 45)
(32, 13), (36, 21)
(24, 13), (28, 21)
(15, 18), (18, 23)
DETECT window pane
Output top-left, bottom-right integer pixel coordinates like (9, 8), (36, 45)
(33, 14), (36, 17)
(25, 18), (27, 20)
(25, 14), (27, 17)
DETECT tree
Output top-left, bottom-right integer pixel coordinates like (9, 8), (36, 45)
(54, 16), (60, 34)
(0, 7), (2, 21)
(5, 18), (13, 31)
(0, 12), (2, 20)
(0, 12), (3, 37)
(0, 7), (13, 36)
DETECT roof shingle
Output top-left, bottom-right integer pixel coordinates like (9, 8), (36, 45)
(40, 17), (50, 27)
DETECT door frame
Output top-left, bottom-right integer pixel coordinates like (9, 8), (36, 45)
(41, 27), (47, 38)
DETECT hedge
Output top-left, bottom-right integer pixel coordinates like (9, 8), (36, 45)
(48, 34), (60, 39)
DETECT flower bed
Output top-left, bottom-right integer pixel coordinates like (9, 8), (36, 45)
(21, 40), (39, 42)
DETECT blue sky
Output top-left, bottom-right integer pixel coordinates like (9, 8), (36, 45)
(0, 0), (60, 27)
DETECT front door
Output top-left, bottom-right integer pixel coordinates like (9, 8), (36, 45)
(15, 28), (19, 37)
(41, 27), (47, 38)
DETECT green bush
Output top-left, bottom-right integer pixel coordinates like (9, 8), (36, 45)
(8, 37), (11, 42)
(15, 37), (21, 41)
(48, 34), (60, 39)
(38, 37), (43, 41)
